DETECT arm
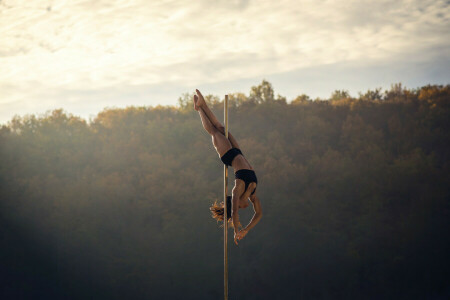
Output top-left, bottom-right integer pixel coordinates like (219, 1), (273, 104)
(231, 183), (243, 234)
(243, 194), (262, 232)
(234, 194), (262, 243)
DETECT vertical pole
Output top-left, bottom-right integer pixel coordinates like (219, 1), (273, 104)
(223, 94), (229, 300)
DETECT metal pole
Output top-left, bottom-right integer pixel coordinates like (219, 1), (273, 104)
(223, 94), (229, 300)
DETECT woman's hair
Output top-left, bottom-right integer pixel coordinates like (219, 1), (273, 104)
(210, 196), (240, 228)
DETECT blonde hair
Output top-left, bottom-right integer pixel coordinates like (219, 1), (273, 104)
(209, 200), (241, 228)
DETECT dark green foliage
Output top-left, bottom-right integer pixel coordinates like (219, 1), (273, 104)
(1, 82), (449, 299)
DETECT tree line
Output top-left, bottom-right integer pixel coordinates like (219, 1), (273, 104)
(0, 81), (449, 299)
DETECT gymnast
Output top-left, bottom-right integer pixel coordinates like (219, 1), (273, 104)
(194, 89), (262, 245)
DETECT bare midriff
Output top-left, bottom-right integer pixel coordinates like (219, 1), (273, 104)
(231, 154), (253, 172)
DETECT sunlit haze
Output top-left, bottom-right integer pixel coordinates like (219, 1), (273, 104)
(1, 0), (449, 123)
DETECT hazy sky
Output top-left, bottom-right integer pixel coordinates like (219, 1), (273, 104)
(1, 0), (449, 123)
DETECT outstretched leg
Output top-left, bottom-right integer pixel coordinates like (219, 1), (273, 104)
(197, 105), (217, 135)
(195, 97), (232, 156)
(194, 90), (241, 149)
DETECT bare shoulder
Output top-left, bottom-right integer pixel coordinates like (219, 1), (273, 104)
(249, 193), (260, 204)
(249, 194), (262, 214)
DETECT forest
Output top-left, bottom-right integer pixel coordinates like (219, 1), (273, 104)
(1, 81), (449, 299)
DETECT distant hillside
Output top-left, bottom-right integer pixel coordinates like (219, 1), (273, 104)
(1, 81), (449, 299)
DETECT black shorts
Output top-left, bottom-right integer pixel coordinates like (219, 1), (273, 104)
(220, 148), (242, 166)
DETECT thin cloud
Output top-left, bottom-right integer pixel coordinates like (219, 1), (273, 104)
(0, 0), (449, 122)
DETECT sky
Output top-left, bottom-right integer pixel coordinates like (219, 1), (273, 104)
(1, 0), (449, 124)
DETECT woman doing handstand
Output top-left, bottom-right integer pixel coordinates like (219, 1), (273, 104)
(194, 89), (262, 245)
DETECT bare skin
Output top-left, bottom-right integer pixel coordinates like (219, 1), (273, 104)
(194, 89), (262, 245)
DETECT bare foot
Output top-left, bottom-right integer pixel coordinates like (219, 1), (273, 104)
(195, 89), (206, 108)
(194, 94), (199, 111)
